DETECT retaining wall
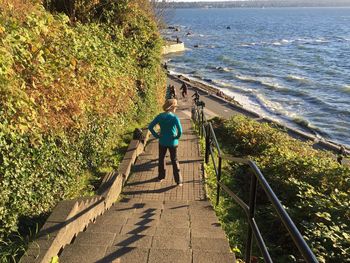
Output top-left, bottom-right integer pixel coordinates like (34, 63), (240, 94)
(20, 130), (150, 263)
(162, 42), (185, 55)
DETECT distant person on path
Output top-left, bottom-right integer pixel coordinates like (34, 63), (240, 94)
(180, 82), (188, 99)
(176, 36), (180, 43)
(169, 85), (176, 99)
(337, 145), (346, 164)
(165, 84), (172, 99)
(163, 62), (168, 71)
(192, 90), (200, 104)
(148, 99), (183, 186)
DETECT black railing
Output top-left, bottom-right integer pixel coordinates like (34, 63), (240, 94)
(192, 99), (318, 263)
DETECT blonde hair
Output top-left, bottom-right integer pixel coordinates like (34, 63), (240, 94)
(162, 99), (178, 112)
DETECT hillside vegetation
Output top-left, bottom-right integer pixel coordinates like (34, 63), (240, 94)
(205, 116), (350, 263)
(0, 0), (165, 259)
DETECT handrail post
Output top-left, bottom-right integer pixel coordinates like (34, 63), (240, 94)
(199, 109), (202, 137)
(216, 156), (222, 206)
(201, 107), (204, 138)
(205, 124), (210, 164)
(245, 174), (258, 263)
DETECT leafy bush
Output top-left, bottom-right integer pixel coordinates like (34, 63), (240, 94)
(0, 0), (165, 257)
(208, 116), (350, 263)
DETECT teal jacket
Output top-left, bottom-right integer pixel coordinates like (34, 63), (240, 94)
(148, 112), (183, 147)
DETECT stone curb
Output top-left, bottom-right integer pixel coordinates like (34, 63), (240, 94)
(20, 130), (150, 263)
(162, 42), (185, 55)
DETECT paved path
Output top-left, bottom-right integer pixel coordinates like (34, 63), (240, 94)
(59, 97), (235, 262)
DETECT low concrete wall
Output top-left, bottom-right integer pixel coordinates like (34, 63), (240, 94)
(20, 130), (150, 263)
(162, 42), (185, 55)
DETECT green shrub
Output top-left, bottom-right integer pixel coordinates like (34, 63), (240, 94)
(0, 0), (165, 258)
(208, 116), (350, 263)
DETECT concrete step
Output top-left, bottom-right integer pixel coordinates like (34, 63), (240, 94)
(102, 247), (236, 263)
(59, 244), (107, 263)
(60, 244), (236, 263)
(59, 200), (235, 262)
(193, 249), (236, 263)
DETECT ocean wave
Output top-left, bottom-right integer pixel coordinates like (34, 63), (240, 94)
(235, 75), (284, 90)
(239, 43), (256, 47)
(217, 55), (244, 66)
(207, 45), (216, 49)
(255, 94), (286, 116)
(235, 74), (261, 84)
(260, 79), (283, 90)
(272, 42), (282, 46)
(250, 96), (327, 138)
(212, 79), (232, 87)
(296, 37), (330, 45)
(285, 75), (311, 84)
(234, 74), (334, 109)
(208, 79), (255, 96)
(240, 37), (332, 48)
(248, 91), (328, 138)
(292, 117), (327, 137)
(193, 74), (203, 80)
(239, 38), (308, 47)
(216, 66), (231, 72)
(205, 64), (232, 73)
(341, 85), (350, 93)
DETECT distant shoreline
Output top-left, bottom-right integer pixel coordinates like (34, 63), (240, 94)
(158, 1), (350, 9)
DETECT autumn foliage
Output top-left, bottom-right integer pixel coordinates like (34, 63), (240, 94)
(0, 0), (165, 256)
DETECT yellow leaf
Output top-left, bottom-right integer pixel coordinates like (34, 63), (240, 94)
(71, 58), (77, 67)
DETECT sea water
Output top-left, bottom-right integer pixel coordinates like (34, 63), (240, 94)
(163, 7), (350, 147)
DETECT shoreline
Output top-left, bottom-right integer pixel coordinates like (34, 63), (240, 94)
(168, 73), (350, 156)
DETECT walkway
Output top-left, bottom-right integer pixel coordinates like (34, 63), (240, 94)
(58, 96), (235, 262)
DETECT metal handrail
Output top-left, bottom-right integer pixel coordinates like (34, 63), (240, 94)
(192, 101), (318, 263)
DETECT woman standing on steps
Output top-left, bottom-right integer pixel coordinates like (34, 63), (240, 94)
(148, 99), (183, 186)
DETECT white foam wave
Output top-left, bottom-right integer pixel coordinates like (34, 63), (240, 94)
(281, 39), (291, 43)
(255, 94), (305, 122)
(296, 37), (330, 45)
(240, 42), (257, 47)
(286, 75), (310, 83)
(212, 79), (232, 87)
(215, 66), (231, 72)
(341, 84), (350, 93)
(260, 79), (283, 90)
(241, 37), (332, 47)
(235, 75), (284, 90)
(235, 74), (258, 82)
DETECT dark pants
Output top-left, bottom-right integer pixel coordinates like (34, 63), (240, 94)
(158, 144), (182, 184)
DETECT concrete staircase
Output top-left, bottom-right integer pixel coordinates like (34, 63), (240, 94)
(58, 93), (235, 262)
(59, 199), (235, 262)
